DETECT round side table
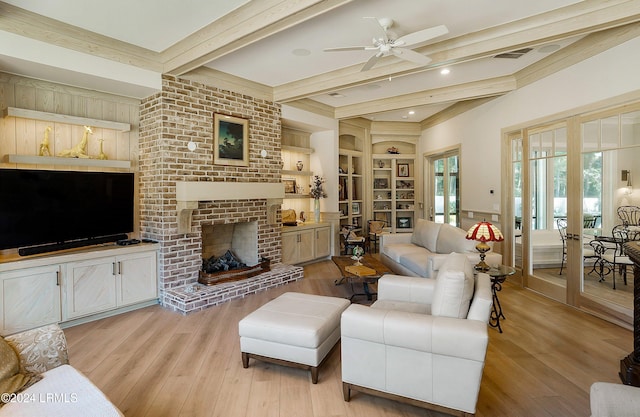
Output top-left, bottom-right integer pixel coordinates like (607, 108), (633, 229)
(485, 265), (516, 333)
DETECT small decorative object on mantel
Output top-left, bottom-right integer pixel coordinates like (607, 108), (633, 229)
(310, 175), (327, 223)
(58, 125), (92, 158)
(296, 160), (304, 171)
(386, 146), (399, 154)
(39, 126), (51, 156)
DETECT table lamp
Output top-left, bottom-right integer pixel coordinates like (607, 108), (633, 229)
(466, 221), (504, 271)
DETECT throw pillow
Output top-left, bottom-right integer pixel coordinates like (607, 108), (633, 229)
(431, 253), (475, 318)
(4, 324), (69, 374)
(0, 337), (36, 406)
(410, 219), (441, 252)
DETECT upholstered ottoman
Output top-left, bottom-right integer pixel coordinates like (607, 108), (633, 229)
(239, 292), (350, 383)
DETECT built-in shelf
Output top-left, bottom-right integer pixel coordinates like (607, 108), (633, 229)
(281, 145), (314, 154)
(3, 154), (131, 169)
(282, 169), (314, 176)
(3, 107), (131, 132)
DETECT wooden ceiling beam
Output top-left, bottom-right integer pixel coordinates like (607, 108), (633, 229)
(162, 0), (353, 75)
(334, 76), (516, 120)
(274, 0), (640, 102)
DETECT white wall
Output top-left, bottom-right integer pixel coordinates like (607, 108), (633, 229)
(419, 36), (640, 215)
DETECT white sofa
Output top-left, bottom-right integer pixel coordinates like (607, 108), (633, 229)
(0, 324), (122, 417)
(380, 218), (502, 277)
(341, 253), (493, 416)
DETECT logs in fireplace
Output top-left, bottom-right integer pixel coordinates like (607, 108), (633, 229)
(199, 250), (271, 286)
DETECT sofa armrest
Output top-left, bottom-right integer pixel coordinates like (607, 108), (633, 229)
(4, 324), (69, 374)
(341, 304), (487, 361)
(590, 382), (640, 417)
(377, 274), (435, 304)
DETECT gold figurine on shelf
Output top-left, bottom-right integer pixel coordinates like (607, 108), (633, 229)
(97, 139), (108, 160)
(38, 126), (52, 156)
(57, 125), (92, 158)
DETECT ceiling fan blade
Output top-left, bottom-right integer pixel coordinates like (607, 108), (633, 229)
(395, 25), (448, 47)
(392, 48), (432, 66)
(361, 52), (382, 72)
(363, 16), (389, 42)
(324, 46), (372, 52)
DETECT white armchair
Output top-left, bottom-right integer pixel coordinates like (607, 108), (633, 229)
(590, 382), (640, 417)
(341, 253), (493, 417)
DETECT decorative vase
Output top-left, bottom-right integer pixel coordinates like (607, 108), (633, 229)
(314, 198), (320, 223)
(296, 161), (304, 171)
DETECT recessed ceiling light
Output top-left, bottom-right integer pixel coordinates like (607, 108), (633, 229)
(440, 68), (450, 75)
(401, 115), (408, 119)
(408, 111), (415, 115)
(292, 48), (311, 56)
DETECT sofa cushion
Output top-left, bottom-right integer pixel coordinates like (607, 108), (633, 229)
(383, 243), (427, 263)
(0, 364), (124, 417)
(398, 252), (430, 277)
(431, 253), (475, 318)
(436, 224), (477, 254)
(411, 219), (441, 252)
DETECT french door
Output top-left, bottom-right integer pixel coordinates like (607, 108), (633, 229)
(426, 149), (459, 226)
(506, 102), (640, 325)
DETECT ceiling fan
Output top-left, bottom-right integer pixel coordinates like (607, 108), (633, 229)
(324, 17), (448, 71)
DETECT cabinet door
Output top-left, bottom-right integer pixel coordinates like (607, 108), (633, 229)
(297, 229), (315, 263)
(117, 251), (158, 306)
(1, 265), (61, 335)
(315, 226), (331, 258)
(281, 232), (299, 264)
(65, 257), (117, 320)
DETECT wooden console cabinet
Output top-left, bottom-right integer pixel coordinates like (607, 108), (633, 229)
(282, 223), (331, 264)
(0, 243), (159, 335)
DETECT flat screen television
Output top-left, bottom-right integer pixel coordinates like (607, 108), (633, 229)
(0, 168), (134, 254)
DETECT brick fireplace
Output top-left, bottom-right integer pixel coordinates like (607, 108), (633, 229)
(138, 75), (303, 313)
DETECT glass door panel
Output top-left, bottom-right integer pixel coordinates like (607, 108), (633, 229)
(527, 125), (568, 302)
(427, 151), (459, 226)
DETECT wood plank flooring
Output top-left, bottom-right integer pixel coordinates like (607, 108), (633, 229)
(63, 259), (632, 417)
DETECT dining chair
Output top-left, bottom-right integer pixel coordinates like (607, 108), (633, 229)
(617, 205), (640, 227)
(557, 218), (567, 275)
(591, 225), (635, 289)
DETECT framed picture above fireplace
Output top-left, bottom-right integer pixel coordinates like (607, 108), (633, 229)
(214, 113), (249, 166)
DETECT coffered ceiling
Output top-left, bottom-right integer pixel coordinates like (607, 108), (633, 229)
(1, 0), (639, 124)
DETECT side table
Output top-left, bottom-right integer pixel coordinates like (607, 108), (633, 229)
(485, 265), (516, 333)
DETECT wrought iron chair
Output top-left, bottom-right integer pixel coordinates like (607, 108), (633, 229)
(591, 225), (638, 289)
(557, 218), (568, 275)
(341, 224), (366, 256)
(617, 205), (640, 227)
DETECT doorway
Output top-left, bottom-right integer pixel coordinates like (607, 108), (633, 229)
(426, 149), (460, 226)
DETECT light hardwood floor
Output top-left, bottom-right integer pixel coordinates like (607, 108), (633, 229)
(64, 260), (632, 417)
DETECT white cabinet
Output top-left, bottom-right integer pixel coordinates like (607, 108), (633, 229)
(118, 251), (158, 306)
(64, 250), (157, 320)
(282, 223), (331, 264)
(0, 244), (158, 333)
(0, 265), (62, 335)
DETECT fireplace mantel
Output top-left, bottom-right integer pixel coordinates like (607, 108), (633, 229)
(175, 181), (284, 233)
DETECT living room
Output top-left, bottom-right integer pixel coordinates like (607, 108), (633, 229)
(1, 1), (640, 416)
